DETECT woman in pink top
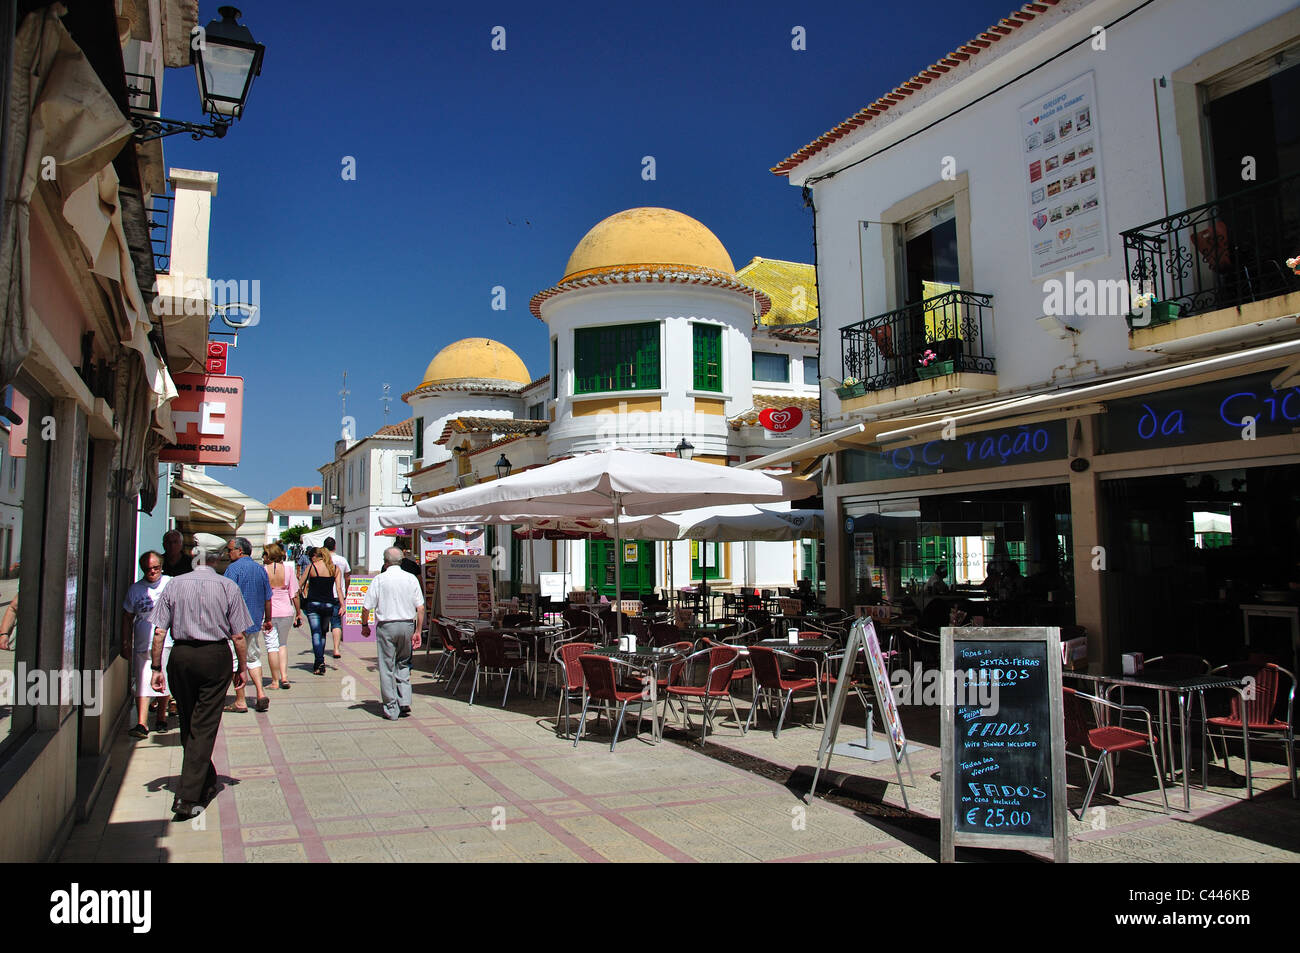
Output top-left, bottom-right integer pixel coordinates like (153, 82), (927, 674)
(262, 542), (302, 689)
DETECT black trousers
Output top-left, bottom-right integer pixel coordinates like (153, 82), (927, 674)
(167, 640), (231, 802)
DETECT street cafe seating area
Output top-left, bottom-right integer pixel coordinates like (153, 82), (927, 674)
(423, 595), (1297, 812)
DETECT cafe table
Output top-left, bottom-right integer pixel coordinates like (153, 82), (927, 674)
(590, 645), (689, 742)
(1063, 670), (1251, 811)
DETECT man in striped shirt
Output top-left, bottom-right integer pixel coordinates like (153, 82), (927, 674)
(150, 549), (253, 820)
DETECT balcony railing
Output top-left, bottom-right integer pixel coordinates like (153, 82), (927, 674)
(147, 193), (173, 274)
(1121, 172), (1300, 321)
(840, 290), (995, 394)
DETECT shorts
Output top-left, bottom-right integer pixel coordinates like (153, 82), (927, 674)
(242, 628), (264, 670)
(272, 616), (293, 651)
(330, 609), (343, 631)
(133, 651), (165, 698)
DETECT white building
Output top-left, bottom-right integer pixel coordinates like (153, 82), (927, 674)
(402, 208), (824, 598)
(267, 485), (323, 541)
(319, 421), (414, 572)
(760, 0), (1300, 669)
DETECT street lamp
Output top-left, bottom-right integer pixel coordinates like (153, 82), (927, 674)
(674, 437), (695, 461)
(130, 6), (265, 142)
(400, 484), (413, 507)
(494, 454), (513, 480)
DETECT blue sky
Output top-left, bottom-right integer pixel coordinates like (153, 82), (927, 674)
(162, 0), (1018, 504)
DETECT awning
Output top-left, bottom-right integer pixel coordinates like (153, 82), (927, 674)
(172, 478), (245, 530)
(745, 337), (1300, 468)
(302, 525), (339, 548)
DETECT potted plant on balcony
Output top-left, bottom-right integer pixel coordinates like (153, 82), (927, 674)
(916, 348), (954, 380)
(1127, 291), (1181, 329)
(835, 376), (866, 399)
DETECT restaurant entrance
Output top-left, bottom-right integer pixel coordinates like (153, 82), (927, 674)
(1101, 463), (1300, 672)
(843, 484), (1075, 631)
(585, 539), (655, 599)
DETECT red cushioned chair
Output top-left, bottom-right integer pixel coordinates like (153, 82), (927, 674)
(1205, 662), (1296, 800)
(662, 645), (743, 746)
(469, 631), (529, 707)
(745, 644), (824, 738)
(1062, 686), (1168, 818)
(551, 640), (595, 738)
(574, 654), (652, 752)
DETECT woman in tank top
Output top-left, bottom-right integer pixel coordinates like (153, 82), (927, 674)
(262, 542), (300, 688)
(295, 548), (344, 675)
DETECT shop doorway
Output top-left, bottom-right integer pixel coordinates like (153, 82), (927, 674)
(585, 539), (655, 600)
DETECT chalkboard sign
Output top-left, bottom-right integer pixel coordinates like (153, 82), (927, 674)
(940, 627), (1067, 863)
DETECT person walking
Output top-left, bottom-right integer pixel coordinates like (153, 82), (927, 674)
(148, 559), (254, 820)
(121, 551), (172, 736)
(296, 546), (345, 676)
(360, 547), (424, 720)
(161, 529), (194, 577)
(322, 537), (351, 659)
(262, 542), (300, 689)
(222, 537), (274, 712)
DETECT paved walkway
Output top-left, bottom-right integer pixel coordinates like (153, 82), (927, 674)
(59, 644), (1300, 863)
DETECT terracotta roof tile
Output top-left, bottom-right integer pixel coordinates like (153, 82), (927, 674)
(435, 416), (549, 446)
(268, 486), (321, 513)
(728, 394), (821, 431)
(373, 418), (414, 438)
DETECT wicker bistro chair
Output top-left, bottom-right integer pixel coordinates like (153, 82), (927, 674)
(1062, 686), (1169, 818)
(1205, 662), (1297, 799)
(744, 645), (826, 738)
(551, 641), (595, 738)
(469, 631), (529, 707)
(662, 645), (744, 746)
(573, 654), (654, 752)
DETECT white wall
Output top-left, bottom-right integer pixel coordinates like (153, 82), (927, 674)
(801, 0), (1298, 423)
(407, 392), (524, 467)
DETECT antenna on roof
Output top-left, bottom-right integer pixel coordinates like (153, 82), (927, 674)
(381, 382), (392, 422)
(340, 370), (350, 418)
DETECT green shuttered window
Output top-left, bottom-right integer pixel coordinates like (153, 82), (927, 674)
(574, 323), (660, 394)
(692, 324), (722, 392)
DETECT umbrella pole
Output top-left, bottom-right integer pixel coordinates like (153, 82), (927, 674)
(613, 495), (623, 643)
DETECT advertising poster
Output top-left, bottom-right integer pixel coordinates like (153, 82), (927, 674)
(436, 554), (495, 621)
(1019, 72), (1108, 278)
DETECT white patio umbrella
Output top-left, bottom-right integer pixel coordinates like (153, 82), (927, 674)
(405, 450), (816, 637)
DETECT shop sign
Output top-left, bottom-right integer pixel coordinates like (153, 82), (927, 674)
(159, 374), (244, 465)
(759, 407), (803, 432)
(846, 420), (1067, 482)
(1100, 371), (1300, 453)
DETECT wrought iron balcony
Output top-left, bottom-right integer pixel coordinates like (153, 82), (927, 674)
(840, 289), (995, 395)
(147, 193), (173, 274)
(1121, 172), (1300, 321)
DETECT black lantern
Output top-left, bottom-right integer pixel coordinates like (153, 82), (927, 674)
(674, 438), (695, 461)
(494, 454), (513, 480)
(400, 484), (413, 506)
(130, 6), (265, 141)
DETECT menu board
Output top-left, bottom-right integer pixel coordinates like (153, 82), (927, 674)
(435, 554), (495, 621)
(343, 575), (374, 626)
(864, 623), (906, 757)
(940, 627), (1067, 862)
(1019, 72), (1108, 279)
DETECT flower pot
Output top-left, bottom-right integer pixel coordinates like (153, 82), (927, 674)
(917, 360), (955, 380)
(1127, 301), (1182, 329)
(835, 382), (867, 399)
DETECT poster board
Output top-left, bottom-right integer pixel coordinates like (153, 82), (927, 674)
(940, 626), (1068, 863)
(1019, 71), (1108, 279)
(434, 554), (495, 621)
(538, 572), (571, 602)
(810, 618), (913, 807)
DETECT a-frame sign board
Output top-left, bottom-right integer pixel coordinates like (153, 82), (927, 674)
(809, 618), (914, 808)
(940, 626), (1069, 863)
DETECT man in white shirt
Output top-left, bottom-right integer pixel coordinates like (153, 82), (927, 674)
(361, 547), (425, 720)
(324, 536), (351, 659)
(121, 551), (171, 737)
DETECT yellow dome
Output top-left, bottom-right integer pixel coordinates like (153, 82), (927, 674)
(421, 338), (530, 387)
(561, 207), (735, 282)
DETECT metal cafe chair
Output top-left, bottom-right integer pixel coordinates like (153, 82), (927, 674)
(1062, 686), (1169, 819)
(469, 631), (529, 707)
(573, 654), (653, 752)
(550, 640), (594, 738)
(1205, 662), (1296, 799)
(441, 619), (479, 695)
(744, 644), (825, 738)
(662, 645), (744, 746)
